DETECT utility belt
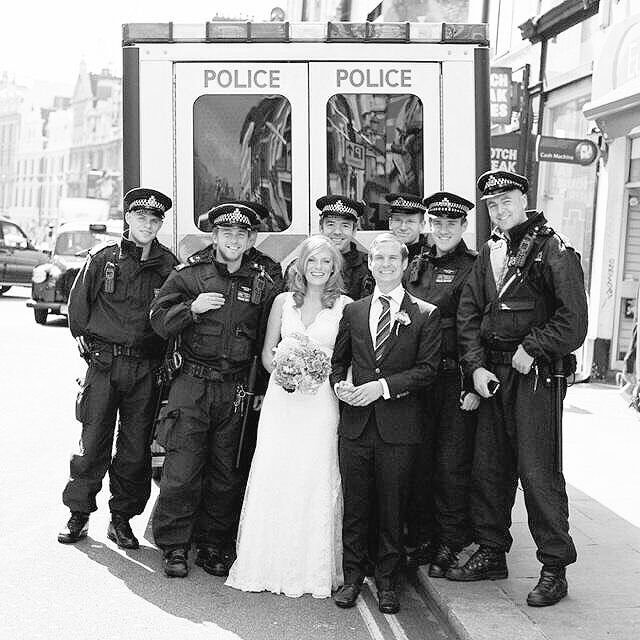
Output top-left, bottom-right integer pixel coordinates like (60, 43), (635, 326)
(182, 359), (248, 383)
(92, 340), (154, 360)
(486, 348), (577, 378)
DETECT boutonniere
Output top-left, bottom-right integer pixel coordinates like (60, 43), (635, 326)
(393, 310), (411, 335)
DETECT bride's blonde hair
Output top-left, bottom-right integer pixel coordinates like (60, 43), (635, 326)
(289, 235), (344, 309)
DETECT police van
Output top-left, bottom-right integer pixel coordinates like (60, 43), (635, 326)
(121, 20), (491, 262)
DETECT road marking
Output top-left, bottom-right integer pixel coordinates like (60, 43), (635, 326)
(356, 594), (387, 640)
(362, 578), (411, 640)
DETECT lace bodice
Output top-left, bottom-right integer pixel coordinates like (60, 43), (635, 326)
(280, 292), (347, 353)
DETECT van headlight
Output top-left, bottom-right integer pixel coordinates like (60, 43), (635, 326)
(32, 264), (62, 283)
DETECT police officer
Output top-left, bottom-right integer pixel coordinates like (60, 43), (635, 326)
(404, 192), (479, 574)
(58, 188), (177, 548)
(449, 171), (588, 607)
(316, 195), (373, 300)
(150, 202), (276, 579)
(197, 202), (284, 292)
(385, 193), (430, 263)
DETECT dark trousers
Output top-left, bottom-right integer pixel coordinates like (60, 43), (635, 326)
(339, 414), (415, 589)
(62, 356), (159, 516)
(471, 364), (576, 567)
(152, 372), (245, 551)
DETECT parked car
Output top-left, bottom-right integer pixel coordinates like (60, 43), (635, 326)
(27, 220), (121, 324)
(0, 216), (49, 294)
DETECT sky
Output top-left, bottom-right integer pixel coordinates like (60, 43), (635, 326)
(3, 1), (273, 95)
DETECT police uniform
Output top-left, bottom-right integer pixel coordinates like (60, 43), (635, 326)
(405, 192), (477, 573)
(316, 195), (374, 300)
(384, 192), (430, 263)
(150, 203), (276, 577)
(451, 171), (588, 604)
(60, 188), (177, 547)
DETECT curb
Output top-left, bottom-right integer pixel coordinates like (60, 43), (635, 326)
(416, 567), (547, 640)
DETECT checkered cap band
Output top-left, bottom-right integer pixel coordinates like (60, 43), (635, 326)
(322, 200), (358, 217)
(214, 208), (252, 227)
(390, 197), (426, 212)
(484, 175), (524, 192)
(428, 197), (470, 215)
(129, 194), (166, 212)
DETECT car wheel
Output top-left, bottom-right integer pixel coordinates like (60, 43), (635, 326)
(0, 286), (10, 294)
(34, 308), (48, 324)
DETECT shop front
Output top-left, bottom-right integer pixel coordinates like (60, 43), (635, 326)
(584, 12), (640, 375)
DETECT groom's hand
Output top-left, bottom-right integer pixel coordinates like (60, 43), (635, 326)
(350, 381), (384, 406)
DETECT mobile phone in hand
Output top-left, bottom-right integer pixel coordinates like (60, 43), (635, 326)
(487, 380), (500, 396)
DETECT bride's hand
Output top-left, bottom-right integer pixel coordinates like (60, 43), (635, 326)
(335, 381), (355, 403)
(349, 381), (383, 406)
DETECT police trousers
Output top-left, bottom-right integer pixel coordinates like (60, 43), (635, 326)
(62, 355), (159, 516)
(152, 371), (245, 551)
(471, 363), (576, 567)
(408, 371), (476, 550)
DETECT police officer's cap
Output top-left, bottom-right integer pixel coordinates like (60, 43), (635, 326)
(124, 187), (172, 219)
(477, 170), (528, 200)
(200, 201), (268, 232)
(423, 191), (474, 219)
(316, 195), (364, 222)
(207, 202), (260, 230)
(385, 192), (427, 216)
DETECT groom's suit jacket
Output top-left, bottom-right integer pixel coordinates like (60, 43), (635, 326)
(330, 291), (441, 444)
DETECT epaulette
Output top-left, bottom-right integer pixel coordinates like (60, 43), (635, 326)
(174, 263), (189, 271)
(88, 240), (118, 257)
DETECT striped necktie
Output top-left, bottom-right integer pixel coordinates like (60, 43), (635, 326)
(375, 295), (392, 361)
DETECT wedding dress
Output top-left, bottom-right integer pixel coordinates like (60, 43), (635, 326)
(225, 292), (347, 598)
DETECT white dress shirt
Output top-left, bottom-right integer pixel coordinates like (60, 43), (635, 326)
(370, 283), (405, 400)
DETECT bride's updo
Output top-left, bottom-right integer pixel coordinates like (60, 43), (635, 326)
(289, 235), (344, 309)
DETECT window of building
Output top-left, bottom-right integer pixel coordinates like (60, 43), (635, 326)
(545, 14), (597, 86)
(326, 93), (423, 230)
(193, 95), (292, 232)
(537, 84), (597, 288)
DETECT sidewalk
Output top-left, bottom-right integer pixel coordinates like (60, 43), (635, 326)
(417, 383), (640, 640)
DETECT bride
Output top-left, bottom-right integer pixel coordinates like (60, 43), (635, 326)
(226, 235), (351, 598)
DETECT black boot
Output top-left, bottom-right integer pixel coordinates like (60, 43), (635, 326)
(445, 545), (508, 581)
(163, 548), (189, 578)
(527, 566), (567, 607)
(57, 511), (89, 544)
(195, 545), (217, 568)
(107, 513), (139, 549)
(428, 543), (459, 578)
(202, 549), (235, 577)
(406, 541), (438, 568)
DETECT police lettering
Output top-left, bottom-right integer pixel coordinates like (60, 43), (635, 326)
(204, 69), (281, 89)
(336, 68), (411, 88)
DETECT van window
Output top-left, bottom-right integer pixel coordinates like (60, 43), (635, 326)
(193, 95), (292, 232)
(326, 93), (423, 230)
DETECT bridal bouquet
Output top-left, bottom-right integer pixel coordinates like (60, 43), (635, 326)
(272, 332), (331, 395)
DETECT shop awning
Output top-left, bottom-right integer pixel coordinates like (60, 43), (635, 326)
(583, 13), (640, 139)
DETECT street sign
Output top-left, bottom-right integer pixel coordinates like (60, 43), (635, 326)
(490, 67), (512, 125)
(536, 135), (598, 165)
(345, 140), (365, 170)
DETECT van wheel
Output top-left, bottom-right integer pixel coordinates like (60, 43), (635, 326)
(34, 308), (48, 324)
(0, 286), (10, 294)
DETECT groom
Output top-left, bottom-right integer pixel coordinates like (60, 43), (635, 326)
(331, 233), (442, 614)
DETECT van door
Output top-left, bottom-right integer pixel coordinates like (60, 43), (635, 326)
(174, 62), (310, 263)
(308, 62), (441, 238)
